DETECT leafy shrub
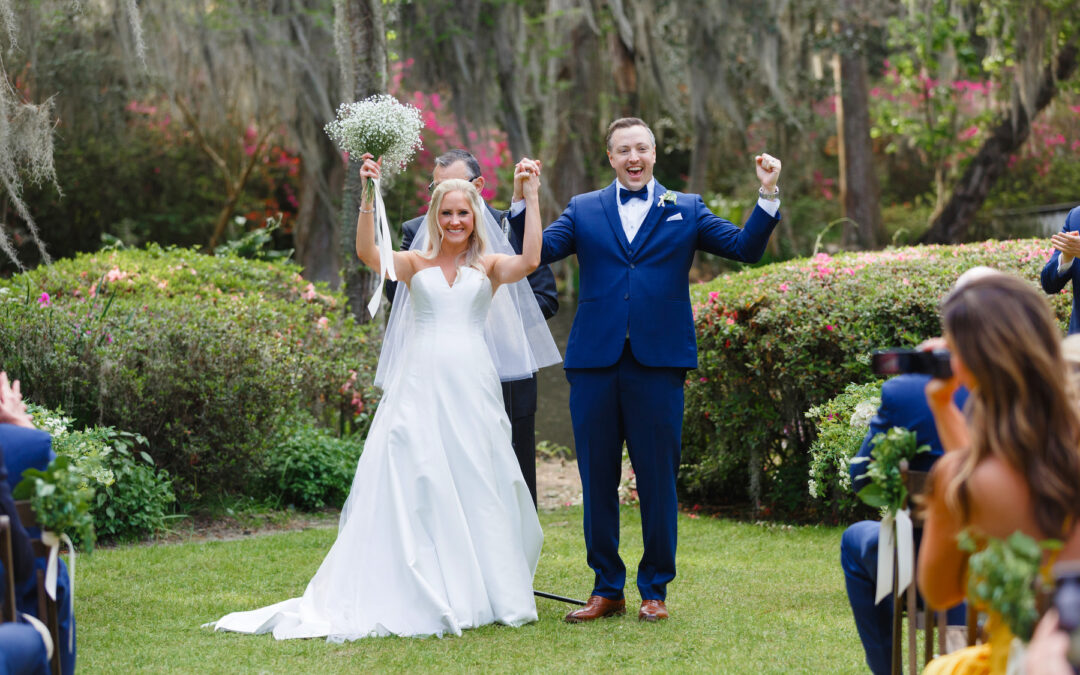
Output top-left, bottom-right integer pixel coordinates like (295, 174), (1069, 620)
(0, 246), (381, 500)
(28, 404), (176, 542)
(682, 239), (1070, 517)
(805, 380), (883, 523)
(260, 418), (364, 510)
(14, 456), (96, 553)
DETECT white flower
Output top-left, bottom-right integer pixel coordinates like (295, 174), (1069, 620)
(658, 190), (677, 207)
(849, 398), (880, 428)
(324, 94), (424, 178)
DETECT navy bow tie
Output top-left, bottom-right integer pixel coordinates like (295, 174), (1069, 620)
(620, 186), (649, 204)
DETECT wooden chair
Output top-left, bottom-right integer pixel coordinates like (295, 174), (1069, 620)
(0, 515), (15, 622)
(890, 461), (977, 675)
(15, 500), (62, 675)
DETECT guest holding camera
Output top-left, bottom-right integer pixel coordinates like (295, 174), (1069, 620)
(917, 274), (1080, 674)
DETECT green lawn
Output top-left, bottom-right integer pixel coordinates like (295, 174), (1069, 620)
(79, 507), (867, 673)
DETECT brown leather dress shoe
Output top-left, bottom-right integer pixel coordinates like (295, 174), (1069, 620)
(638, 599), (669, 622)
(564, 595), (626, 623)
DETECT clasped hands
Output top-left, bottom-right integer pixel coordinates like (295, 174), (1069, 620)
(1050, 230), (1080, 263)
(0, 371), (34, 429)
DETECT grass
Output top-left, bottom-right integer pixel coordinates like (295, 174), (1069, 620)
(79, 506), (867, 673)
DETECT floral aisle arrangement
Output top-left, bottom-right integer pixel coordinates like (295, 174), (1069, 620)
(851, 427), (930, 604)
(325, 94), (424, 317)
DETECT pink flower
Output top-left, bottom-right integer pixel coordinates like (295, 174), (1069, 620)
(37, 292), (51, 307)
(699, 377), (708, 383)
(301, 283), (318, 301)
(157, 281), (168, 290)
(708, 291), (719, 301)
(317, 316), (330, 330)
(825, 324), (835, 331)
(778, 283), (790, 292)
(958, 125), (979, 141)
(104, 266), (128, 282)
(726, 317), (735, 325)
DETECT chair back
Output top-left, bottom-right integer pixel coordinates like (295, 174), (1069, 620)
(0, 515), (15, 622)
(14, 500), (61, 675)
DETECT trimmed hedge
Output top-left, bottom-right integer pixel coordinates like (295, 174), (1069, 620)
(0, 245), (381, 500)
(682, 239), (1069, 517)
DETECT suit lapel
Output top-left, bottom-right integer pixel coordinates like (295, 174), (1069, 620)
(599, 183), (632, 256)
(629, 182), (671, 255)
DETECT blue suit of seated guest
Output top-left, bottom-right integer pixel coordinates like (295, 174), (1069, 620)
(1040, 206), (1080, 334)
(0, 425), (75, 675)
(536, 178), (779, 601)
(841, 374), (968, 675)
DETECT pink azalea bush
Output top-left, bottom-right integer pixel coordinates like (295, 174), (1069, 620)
(681, 240), (1070, 518)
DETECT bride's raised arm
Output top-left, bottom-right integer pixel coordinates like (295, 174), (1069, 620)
(355, 154), (416, 282)
(489, 166), (541, 286)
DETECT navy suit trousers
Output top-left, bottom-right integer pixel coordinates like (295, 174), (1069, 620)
(842, 521), (967, 675)
(566, 340), (684, 601)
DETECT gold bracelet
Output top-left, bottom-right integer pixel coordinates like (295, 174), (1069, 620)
(359, 206), (375, 214)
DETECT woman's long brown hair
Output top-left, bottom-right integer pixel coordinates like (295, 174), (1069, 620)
(941, 274), (1080, 538)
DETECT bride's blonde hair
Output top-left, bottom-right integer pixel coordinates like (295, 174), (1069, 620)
(420, 179), (490, 271)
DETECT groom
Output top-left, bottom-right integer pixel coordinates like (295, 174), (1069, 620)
(518, 117), (781, 622)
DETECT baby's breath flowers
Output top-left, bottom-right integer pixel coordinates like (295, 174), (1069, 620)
(324, 94), (424, 201)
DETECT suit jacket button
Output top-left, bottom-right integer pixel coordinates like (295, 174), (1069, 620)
(630, 263), (636, 269)
(624, 293), (629, 300)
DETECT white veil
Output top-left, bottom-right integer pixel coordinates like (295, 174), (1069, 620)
(373, 204), (561, 391)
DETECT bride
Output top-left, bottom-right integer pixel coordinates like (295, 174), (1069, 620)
(210, 155), (559, 641)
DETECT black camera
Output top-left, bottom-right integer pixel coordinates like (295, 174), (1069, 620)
(870, 349), (953, 379)
(1052, 561), (1080, 670)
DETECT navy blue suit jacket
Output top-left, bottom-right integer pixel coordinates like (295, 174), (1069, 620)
(540, 181), (779, 369)
(849, 374), (968, 493)
(1040, 206), (1080, 335)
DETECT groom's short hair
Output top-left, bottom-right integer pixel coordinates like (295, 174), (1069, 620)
(605, 117), (655, 150)
(434, 149), (482, 181)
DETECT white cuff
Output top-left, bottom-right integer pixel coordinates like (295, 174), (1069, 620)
(509, 199), (526, 218)
(1059, 256), (1075, 273)
(757, 197), (780, 217)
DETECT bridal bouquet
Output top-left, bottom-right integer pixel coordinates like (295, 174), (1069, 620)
(325, 94), (424, 317)
(324, 94), (424, 202)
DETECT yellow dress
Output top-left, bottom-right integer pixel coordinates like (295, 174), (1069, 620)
(921, 614), (1013, 675)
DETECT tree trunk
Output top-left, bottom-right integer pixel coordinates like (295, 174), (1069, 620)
(338, 0), (388, 321)
(832, 17), (883, 249)
(919, 41), (1078, 244)
(294, 140), (344, 288)
(493, 2), (532, 160)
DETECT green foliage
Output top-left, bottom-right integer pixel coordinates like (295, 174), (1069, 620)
(28, 403), (176, 542)
(13, 456), (96, 553)
(0, 245), (381, 501)
(854, 428), (930, 513)
(259, 418), (364, 510)
(959, 530), (1061, 642)
(213, 214), (294, 262)
(682, 239), (1070, 516)
(805, 380), (884, 522)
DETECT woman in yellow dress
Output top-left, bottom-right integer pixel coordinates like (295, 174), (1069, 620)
(918, 273), (1080, 675)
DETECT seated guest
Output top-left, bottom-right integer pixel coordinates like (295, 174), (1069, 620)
(919, 274), (1080, 674)
(841, 374), (968, 674)
(0, 374), (74, 675)
(0, 622), (51, 675)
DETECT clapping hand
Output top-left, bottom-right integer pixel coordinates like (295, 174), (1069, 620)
(0, 371), (34, 429)
(1050, 230), (1080, 262)
(755, 153), (782, 191)
(513, 158), (542, 203)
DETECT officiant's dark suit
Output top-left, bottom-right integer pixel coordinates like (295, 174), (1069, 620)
(386, 151), (558, 506)
(532, 118), (781, 622)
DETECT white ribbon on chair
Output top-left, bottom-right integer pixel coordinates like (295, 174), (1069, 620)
(875, 508), (915, 605)
(41, 530), (74, 651)
(365, 178), (397, 318)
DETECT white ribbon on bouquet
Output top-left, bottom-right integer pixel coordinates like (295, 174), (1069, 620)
(875, 507), (914, 605)
(365, 177), (397, 318)
(41, 530), (75, 651)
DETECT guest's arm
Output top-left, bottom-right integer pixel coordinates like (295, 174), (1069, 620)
(0, 450), (34, 586)
(916, 451), (968, 610)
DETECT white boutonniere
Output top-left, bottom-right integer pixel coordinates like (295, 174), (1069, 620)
(658, 190), (677, 207)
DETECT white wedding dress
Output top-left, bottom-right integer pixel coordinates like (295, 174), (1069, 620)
(210, 266), (543, 641)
